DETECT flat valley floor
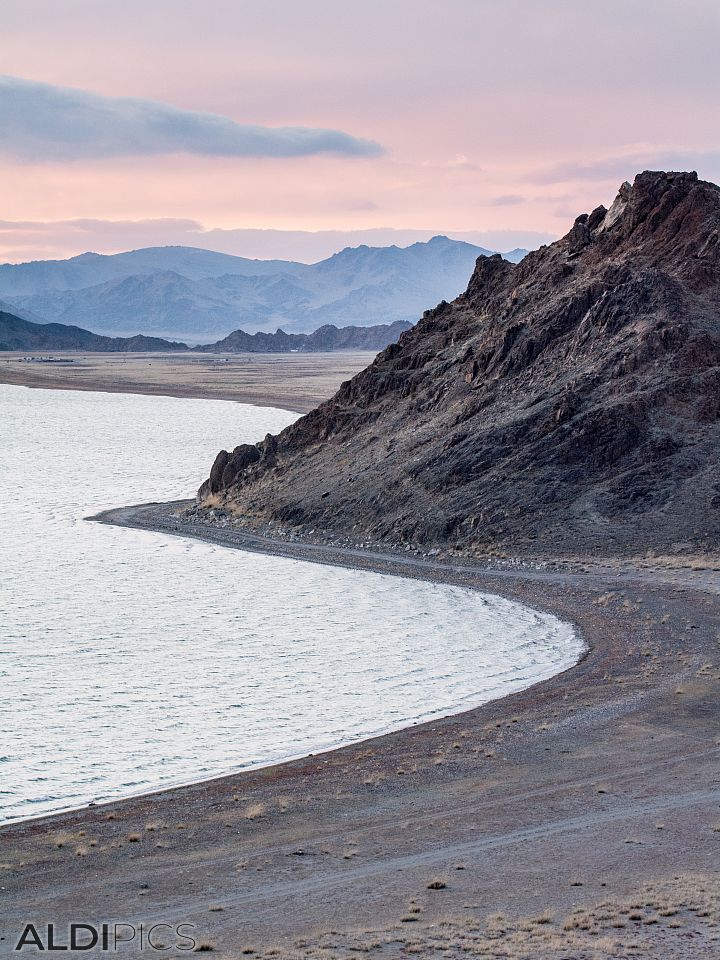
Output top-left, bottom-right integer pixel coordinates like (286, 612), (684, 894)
(0, 351), (376, 413)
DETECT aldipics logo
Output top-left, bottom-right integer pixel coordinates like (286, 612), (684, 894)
(15, 922), (197, 952)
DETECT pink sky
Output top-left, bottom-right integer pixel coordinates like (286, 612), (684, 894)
(1, 0), (718, 262)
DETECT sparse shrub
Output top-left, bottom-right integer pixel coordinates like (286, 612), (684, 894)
(243, 802), (265, 820)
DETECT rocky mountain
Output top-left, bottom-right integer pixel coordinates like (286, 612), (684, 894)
(201, 321), (412, 353)
(501, 248), (529, 264)
(0, 237), (524, 341)
(198, 171), (720, 558)
(0, 311), (187, 352)
(0, 311), (409, 355)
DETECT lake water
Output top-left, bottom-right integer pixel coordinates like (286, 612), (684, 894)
(0, 384), (584, 823)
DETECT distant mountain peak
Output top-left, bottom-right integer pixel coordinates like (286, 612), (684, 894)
(0, 236), (503, 340)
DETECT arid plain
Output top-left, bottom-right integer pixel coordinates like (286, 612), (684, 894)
(0, 351), (375, 414)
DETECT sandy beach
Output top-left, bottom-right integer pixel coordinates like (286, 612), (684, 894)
(1, 500), (718, 957)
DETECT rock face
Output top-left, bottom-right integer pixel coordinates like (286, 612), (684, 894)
(198, 172), (720, 557)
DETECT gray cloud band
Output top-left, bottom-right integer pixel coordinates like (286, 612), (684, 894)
(0, 75), (383, 160)
(528, 151), (720, 185)
(0, 220), (557, 264)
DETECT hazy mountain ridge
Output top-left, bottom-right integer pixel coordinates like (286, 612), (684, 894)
(0, 247), (307, 296)
(201, 321), (412, 353)
(0, 311), (187, 352)
(198, 171), (720, 557)
(0, 237), (527, 341)
(0, 310), (411, 354)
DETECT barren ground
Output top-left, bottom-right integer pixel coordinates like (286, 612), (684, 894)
(0, 351), (376, 413)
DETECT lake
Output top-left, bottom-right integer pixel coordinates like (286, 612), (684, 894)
(0, 384), (583, 823)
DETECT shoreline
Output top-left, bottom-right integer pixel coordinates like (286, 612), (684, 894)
(2, 500), (719, 955)
(3, 650), (587, 833)
(6, 500), (588, 829)
(0, 371), (307, 414)
(0, 350), (377, 414)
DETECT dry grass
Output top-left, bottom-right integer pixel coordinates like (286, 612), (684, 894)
(51, 832), (74, 850)
(362, 772), (386, 786)
(242, 873), (720, 959)
(631, 552), (720, 572)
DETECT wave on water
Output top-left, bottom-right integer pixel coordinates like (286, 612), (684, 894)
(0, 384), (584, 823)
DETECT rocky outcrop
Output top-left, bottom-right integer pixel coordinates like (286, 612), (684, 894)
(198, 172), (720, 557)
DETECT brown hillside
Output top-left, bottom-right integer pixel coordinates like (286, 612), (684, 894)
(198, 171), (720, 557)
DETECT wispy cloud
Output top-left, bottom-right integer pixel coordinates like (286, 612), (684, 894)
(528, 150), (720, 185)
(0, 218), (557, 264)
(488, 194), (525, 206)
(0, 75), (383, 161)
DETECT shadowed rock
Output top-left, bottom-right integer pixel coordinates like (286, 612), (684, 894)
(198, 171), (720, 557)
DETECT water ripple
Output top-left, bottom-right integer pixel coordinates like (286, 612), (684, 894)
(0, 385), (583, 823)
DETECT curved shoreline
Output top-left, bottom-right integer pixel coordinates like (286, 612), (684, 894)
(2, 501), (719, 956)
(4, 501), (586, 828)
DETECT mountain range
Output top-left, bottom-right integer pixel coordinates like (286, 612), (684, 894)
(0, 310), (412, 354)
(0, 310), (187, 352)
(0, 237), (526, 342)
(198, 171), (720, 558)
(198, 321), (412, 353)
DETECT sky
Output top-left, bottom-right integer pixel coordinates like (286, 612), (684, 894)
(1, 0), (719, 263)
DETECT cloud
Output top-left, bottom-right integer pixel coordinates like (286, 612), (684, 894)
(488, 194), (525, 207)
(0, 75), (383, 161)
(0, 218), (557, 264)
(0, 217), (205, 261)
(529, 150), (720, 185)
